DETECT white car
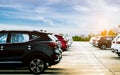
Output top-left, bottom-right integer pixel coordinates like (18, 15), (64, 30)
(89, 36), (97, 45)
(92, 36), (103, 47)
(111, 34), (120, 56)
(111, 36), (117, 50)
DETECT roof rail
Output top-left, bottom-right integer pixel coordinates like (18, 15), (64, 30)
(40, 30), (47, 32)
(33, 30), (39, 32)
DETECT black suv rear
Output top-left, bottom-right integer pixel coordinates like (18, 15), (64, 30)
(0, 30), (62, 74)
(96, 36), (115, 49)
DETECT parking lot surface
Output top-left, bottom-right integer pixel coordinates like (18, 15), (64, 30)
(1, 42), (120, 75)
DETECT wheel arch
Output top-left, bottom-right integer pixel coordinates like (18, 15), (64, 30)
(23, 51), (49, 66)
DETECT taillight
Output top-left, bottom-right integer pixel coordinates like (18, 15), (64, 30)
(49, 42), (57, 47)
(116, 41), (120, 44)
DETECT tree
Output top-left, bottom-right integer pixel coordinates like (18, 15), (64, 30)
(108, 29), (117, 35)
(101, 29), (107, 36)
(72, 36), (81, 41)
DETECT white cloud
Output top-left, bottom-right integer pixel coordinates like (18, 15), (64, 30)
(1, 0), (120, 35)
(73, 5), (90, 12)
(70, 0), (120, 31)
(0, 24), (77, 35)
(0, 24), (34, 30)
(34, 7), (51, 14)
(45, 0), (61, 5)
(0, 4), (13, 8)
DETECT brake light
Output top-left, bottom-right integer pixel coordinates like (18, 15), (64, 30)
(49, 42), (57, 47)
(116, 41), (120, 44)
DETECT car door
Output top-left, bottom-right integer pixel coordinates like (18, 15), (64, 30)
(0, 32), (31, 62)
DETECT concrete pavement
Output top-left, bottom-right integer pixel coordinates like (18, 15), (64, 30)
(46, 42), (120, 75)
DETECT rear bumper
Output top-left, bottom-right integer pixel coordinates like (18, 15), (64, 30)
(52, 53), (62, 65)
(49, 49), (62, 66)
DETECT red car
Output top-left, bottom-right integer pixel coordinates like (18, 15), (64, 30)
(55, 35), (68, 51)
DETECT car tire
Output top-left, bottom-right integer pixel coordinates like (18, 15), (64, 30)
(28, 58), (46, 74)
(100, 45), (106, 50)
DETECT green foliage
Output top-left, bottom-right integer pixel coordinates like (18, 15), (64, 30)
(72, 36), (90, 41)
(72, 36), (81, 41)
(72, 26), (118, 41)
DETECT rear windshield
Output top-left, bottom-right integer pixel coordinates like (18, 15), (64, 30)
(31, 33), (51, 41)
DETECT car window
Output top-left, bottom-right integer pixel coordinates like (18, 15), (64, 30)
(117, 37), (120, 41)
(0, 33), (8, 43)
(32, 34), (40, 39)
(11, 33), (30, 43)
(106, 37), (112, 40)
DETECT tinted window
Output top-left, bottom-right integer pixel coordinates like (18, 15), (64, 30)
(39, 33), (51, 41)
(11, 33), (29, 43)
(0, 33), (8, 43)
(32, 34), (40, 39)
(31, 33), (51, 41)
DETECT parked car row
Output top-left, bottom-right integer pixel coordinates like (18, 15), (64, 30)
(55, 34), (73, 51)
(89, 34), (120, 57)
(89, 35), (115, 50)
(0, 30), (73, 74)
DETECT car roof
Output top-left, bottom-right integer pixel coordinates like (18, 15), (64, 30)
(0, 30), (48, 34)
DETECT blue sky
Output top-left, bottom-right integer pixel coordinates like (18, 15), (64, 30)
(0, 0), (120, 35)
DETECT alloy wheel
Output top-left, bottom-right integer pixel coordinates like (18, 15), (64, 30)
(101, 45), (106, 50)
(29, 58), (45, 74)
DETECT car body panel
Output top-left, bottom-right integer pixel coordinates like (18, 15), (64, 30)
(0, 30), (62, 69)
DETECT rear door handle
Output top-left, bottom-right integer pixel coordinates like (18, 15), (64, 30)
(1, 46), (3, 50)
(28, 45), (31, 50)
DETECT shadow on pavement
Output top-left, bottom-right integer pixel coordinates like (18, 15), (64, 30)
(0, 65), (30, 74)
(43, 68), (66, 74)
(62, 54), (70, 56)
(111, 57), (120, 60)
(0, 65), (66, 74)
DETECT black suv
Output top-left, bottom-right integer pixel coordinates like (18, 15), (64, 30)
(96, 36), (115, 49)
(0, 30), (62, 74)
